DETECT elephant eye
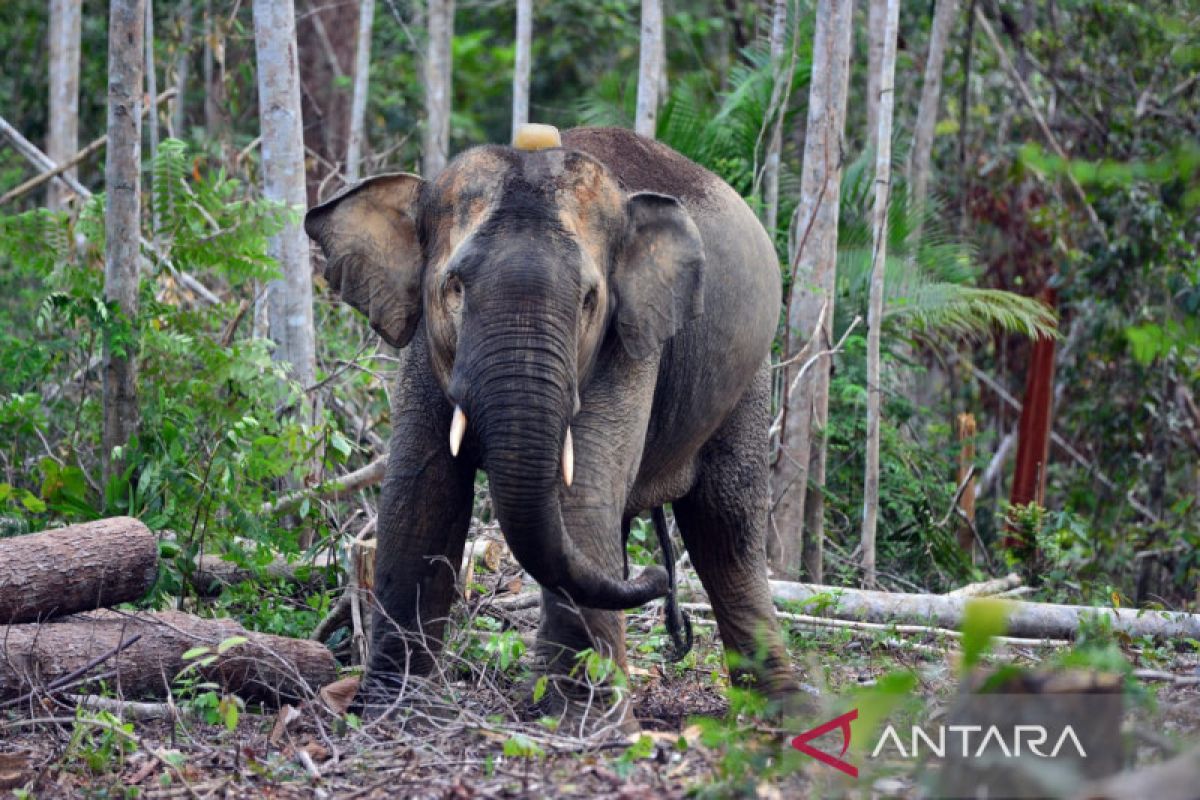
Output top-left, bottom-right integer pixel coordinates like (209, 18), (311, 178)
(582, 287), (598, 314)
(445, 275), (464, 312)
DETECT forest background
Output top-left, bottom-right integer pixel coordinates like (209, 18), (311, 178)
(3, 0), (1196, 612)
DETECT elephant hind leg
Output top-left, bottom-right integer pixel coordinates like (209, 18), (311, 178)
(673, 366), (801, 705)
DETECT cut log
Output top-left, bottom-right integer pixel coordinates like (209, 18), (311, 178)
(0, 517), (158, 624)
(0, 610), (336, 706)
(762, 580), (1200, 641)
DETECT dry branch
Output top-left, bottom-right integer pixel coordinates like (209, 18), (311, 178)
(947, 573), (1023, 598)
(0, 517), (158, 624)
(0, 610), (336, 705)
(264, 454), (388, 516)
(194, 550), (335, 596)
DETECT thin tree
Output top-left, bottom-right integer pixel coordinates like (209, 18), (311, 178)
(47, 0), (81, 210)
(772, 0), (855, 583)
(634, 0), (663, 138)
(865, 0), (886, 139)
(762, 0), (788, 234)
(145, 0), (159, 229)
(908, 0), (959, 239)
(423, 0), (455, 177)
(171, 0), (192, 137)
(102, 0), (145, 484)
(861, 0), (901, 588)
(346, 0), (376, 182)
(511, 0), (532, 140)
(252, 0), (317, 389)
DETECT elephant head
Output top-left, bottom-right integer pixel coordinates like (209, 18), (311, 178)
(304, 142), (705, 610)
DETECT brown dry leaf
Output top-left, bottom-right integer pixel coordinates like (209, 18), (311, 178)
(269, 703), (302, 745)
(300, 740), (329, 761)
(319, 675), (361, 716)
(123, 757), (158, 786)
(0, 751), (32, 791)
(503, 577), (523, 595)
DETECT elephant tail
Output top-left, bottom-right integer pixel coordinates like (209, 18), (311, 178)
(652, 506), (694, 662)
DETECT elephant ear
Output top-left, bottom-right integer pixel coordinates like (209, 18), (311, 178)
(613, 192), (705, 360)
(304, 173), (425, 349)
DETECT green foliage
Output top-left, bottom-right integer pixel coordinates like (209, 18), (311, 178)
(835, 154), (1058, 344)
(0, 141), (364, 629)
(65, 710), (136, 778)
(959, 598), (1012, 672)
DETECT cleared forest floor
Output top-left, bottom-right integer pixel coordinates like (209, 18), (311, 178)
(5, 605), (1200, 799)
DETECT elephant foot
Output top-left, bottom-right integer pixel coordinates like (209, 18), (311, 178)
(351, 671), (457, 724)
(518, 673), (640, 738)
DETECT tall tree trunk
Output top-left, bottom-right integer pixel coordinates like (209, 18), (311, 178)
(47, 0), (81, 211)
(346, 0), (375, 182)
(297, 0), (356, 200)
(865, 0), (887, 141)
(634, 0), (663, 138)
(145, 0), (159, 230)
(763, 0), (788, 234)
(908, 0), (959, 238)
(170, 0), (192, 138)
(861, 0), (900, 589)
(202, 0), (231, 164)
(423, 0), (455, 178)
(253, 0), (317, 390)
(103, 0), (145, 486)
(511, 0), (532, 141)
(772, 0), (854, 583)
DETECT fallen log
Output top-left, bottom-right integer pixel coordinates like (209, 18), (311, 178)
(0, 610), (336, 706)
(0, 518), (159, 624)
(760, 580), (1200, 641)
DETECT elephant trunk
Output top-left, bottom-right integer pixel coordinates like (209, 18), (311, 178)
(462, 326), (668, 610)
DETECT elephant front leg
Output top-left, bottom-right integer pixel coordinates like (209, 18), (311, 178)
(365, 344), (476, 698)
(533, 429), (637, 733)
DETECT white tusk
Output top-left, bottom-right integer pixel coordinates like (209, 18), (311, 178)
(562, 427), (574, 487)
(449, 406), (467, 457)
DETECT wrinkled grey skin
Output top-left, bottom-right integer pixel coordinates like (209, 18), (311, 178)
(305, 127), (799, 715)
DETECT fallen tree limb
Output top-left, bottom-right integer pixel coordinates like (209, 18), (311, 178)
(762, 580), (1200, 641)
(194, 550), (336, 596)
(0, 113), (218, 307)
(679, 602), (1067, 649)
(0, 610), (337, 705)
(946, 573), (1023, 598)
(0, 517), (158, 624)
(264, 455), (388, 517)
(71, 694), (181, 721)
(0, 89), (176, 206)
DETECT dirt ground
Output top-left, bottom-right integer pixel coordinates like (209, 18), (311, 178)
(5, 610), (1200, 799)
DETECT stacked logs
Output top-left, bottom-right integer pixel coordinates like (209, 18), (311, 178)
(0, 518), (337, 706)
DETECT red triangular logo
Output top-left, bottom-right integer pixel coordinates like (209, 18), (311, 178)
(791, 708), (859, 778)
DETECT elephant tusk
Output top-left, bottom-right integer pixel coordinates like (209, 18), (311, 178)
(449, 406), (467, 457)
(562, 427), (574, 487)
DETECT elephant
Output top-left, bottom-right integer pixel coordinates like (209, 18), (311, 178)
(304, 126), (801, 721)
